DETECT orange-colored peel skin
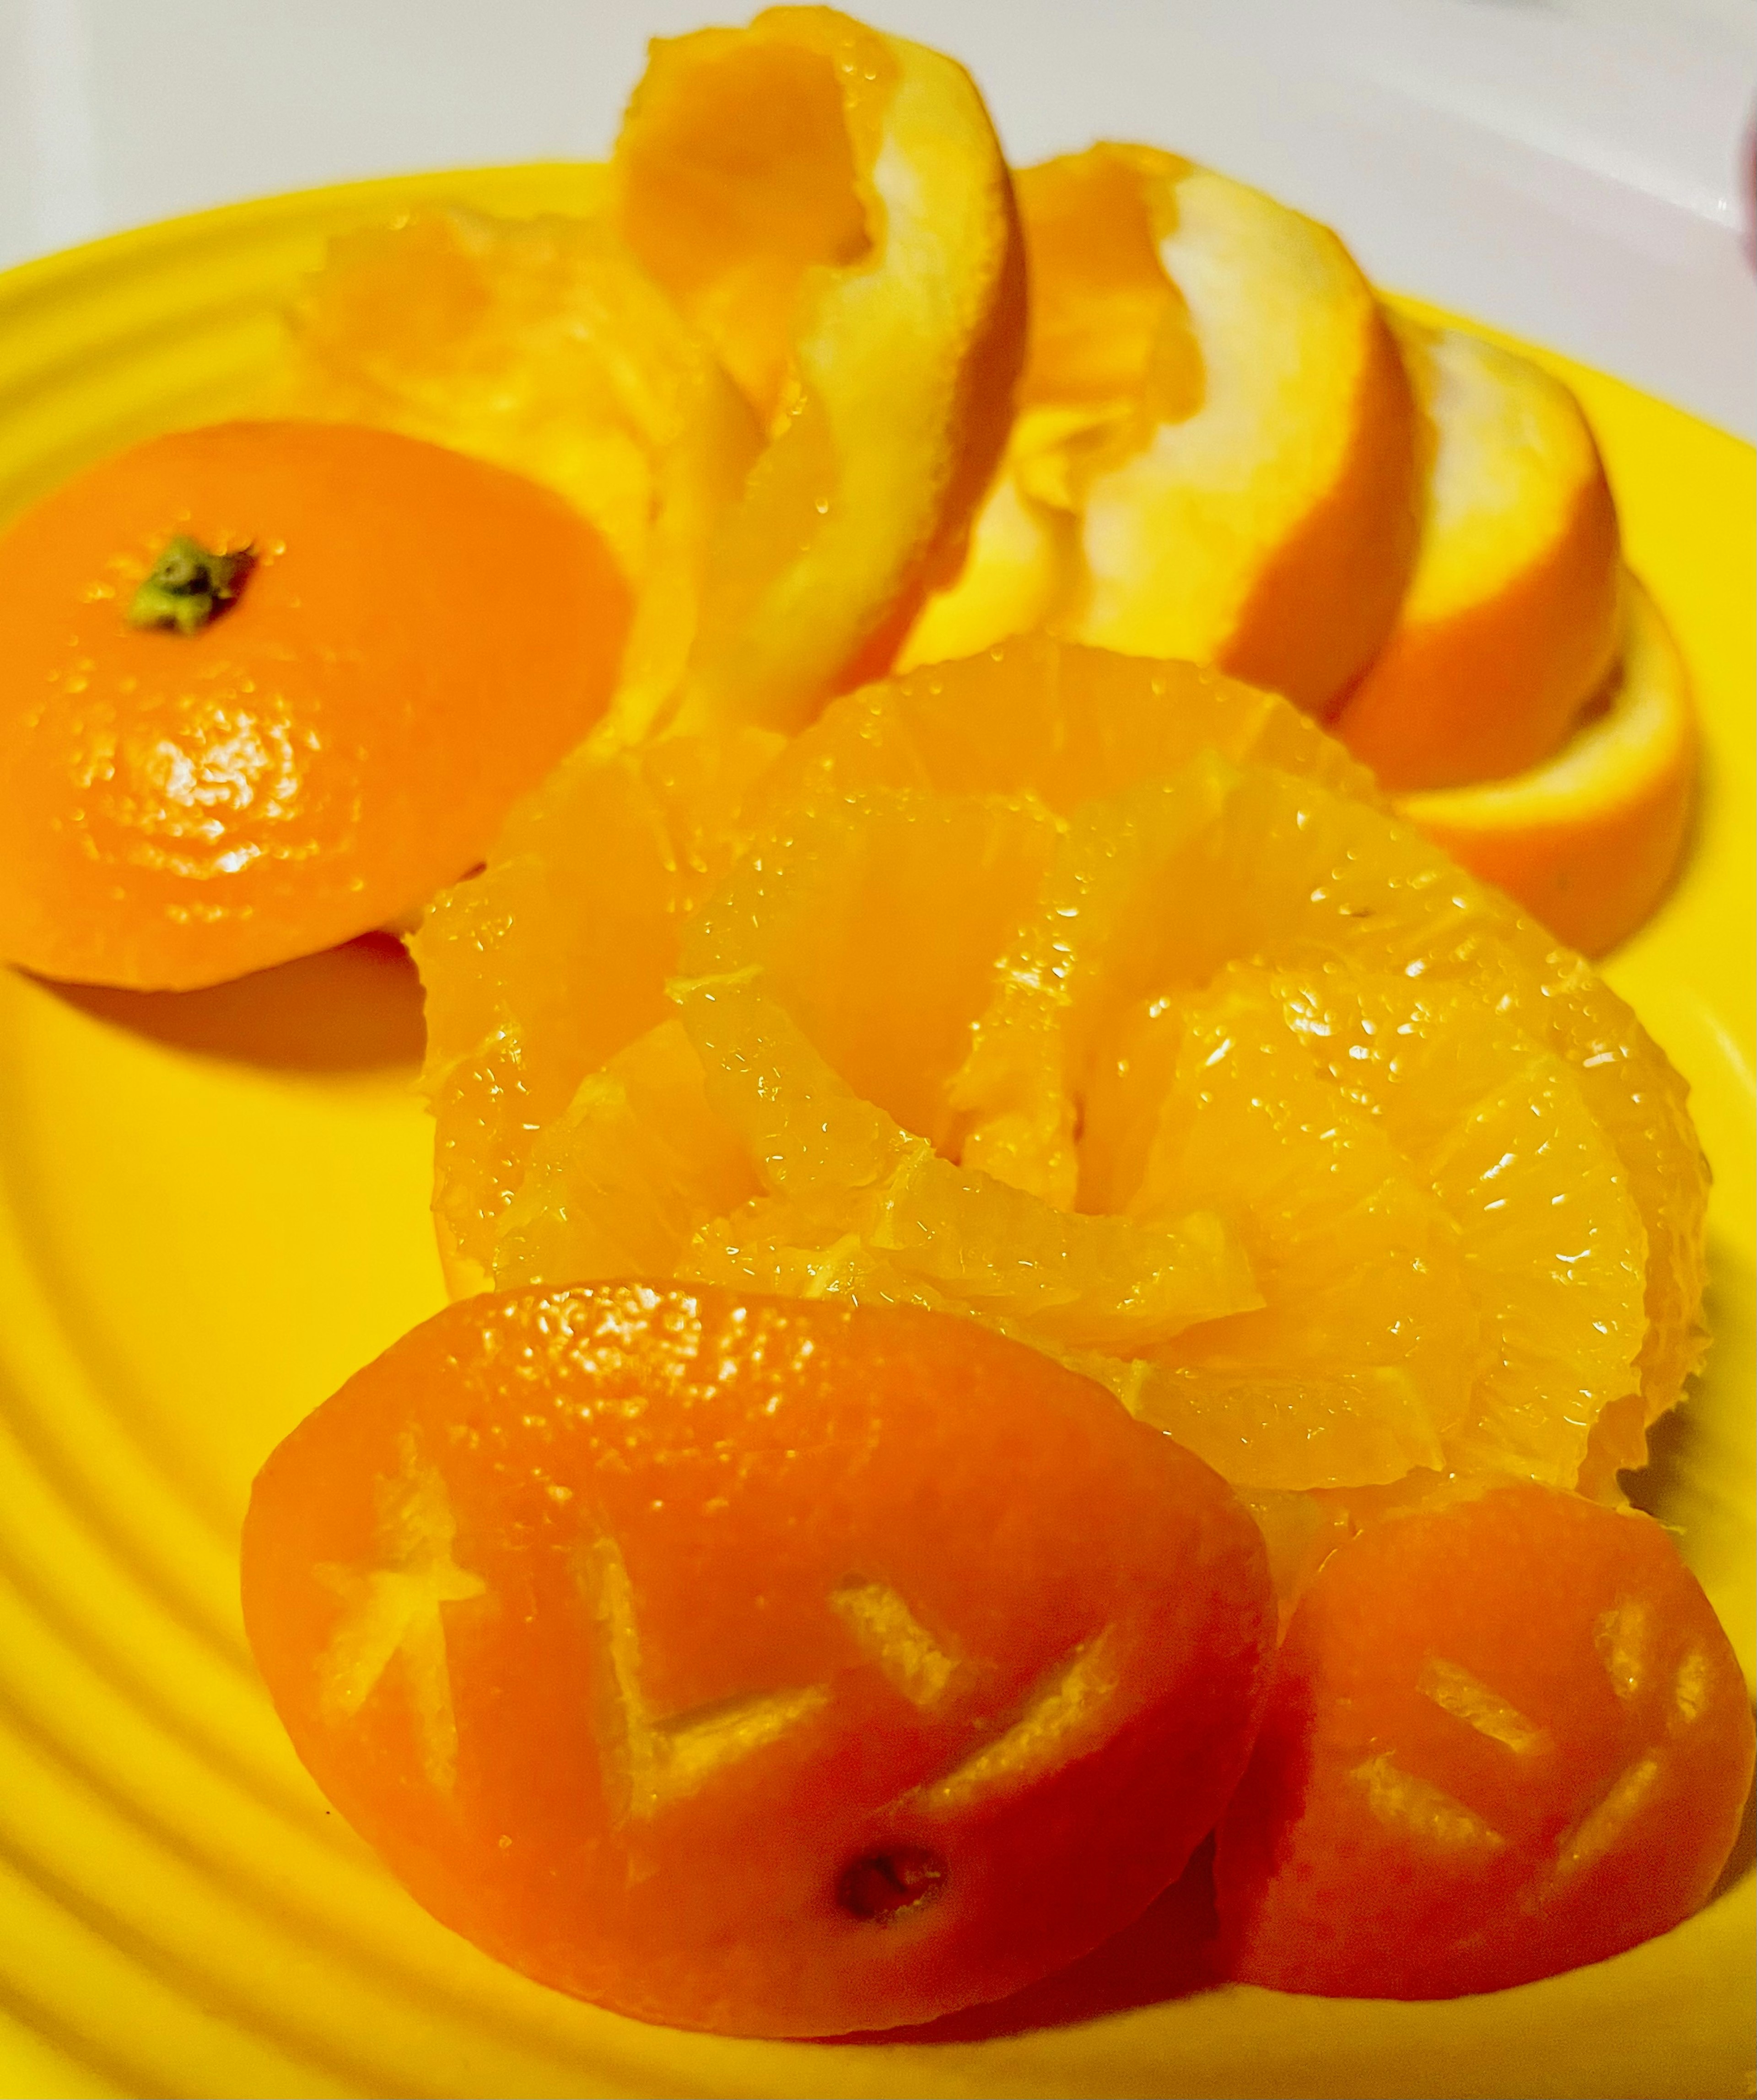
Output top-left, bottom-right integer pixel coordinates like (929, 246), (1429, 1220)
(0, 420), (629, 991)
(1218, 303), (1419, 720)
(1214, 1485), (1754, 1998)
(1399, 577), (1696, 958)
(1337, 325), (1624, 788)
(242, 1282), (1275, 2038)
(617, 6), (1027, 736)
(1339, 470), (1621, 786)
(899, 148), (1420, 720)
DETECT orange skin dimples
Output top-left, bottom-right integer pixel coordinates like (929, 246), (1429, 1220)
(0, 420), (630, 990)
(242, 1283), (1276, 2037)
(1214, 1484), (1754, 1998)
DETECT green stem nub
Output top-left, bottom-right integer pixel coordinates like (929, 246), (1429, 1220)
(127, 535), (253, 635)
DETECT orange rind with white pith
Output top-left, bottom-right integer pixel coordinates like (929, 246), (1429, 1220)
(616, 4), (1025, 737)
(292, 7), (1025, 747)
(1334, 321), (1624, 792)
(1397, 576), (1695, 959)
(900, 145), (1419, 718)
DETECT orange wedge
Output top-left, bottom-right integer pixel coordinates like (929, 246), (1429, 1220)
(1397, 576), (1695, 958)
(1334, 321), (1623, 791)
(900, 145), (1418, 717)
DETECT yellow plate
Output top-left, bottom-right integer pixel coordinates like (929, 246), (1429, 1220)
(0, 172), (1750, 2100)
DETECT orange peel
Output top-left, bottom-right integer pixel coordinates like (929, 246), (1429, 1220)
(288, 204), (762, 743)
(614, 4), (1025, 736)
(900, 145), (1418, 718)
(1397, 576), (1695, 958)
(1335, 320), (1623, 792)
(290, 6), (1025, 747)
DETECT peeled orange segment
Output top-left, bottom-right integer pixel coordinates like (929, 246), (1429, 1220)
(414, 727), (783, 1292)
(762, 635), (1380, 818)
(900, 147), (1419, 716)
(286, 205), (762, 735)
(1335, 320), (1622, 793)
(1091, 980), (1477, 1491)
(493, 1018), (762, 1290)
(950, 757), (1521, 1208)
(659, 791), (1259, 1344)
(1271, 970), (1648, 1481)
(619, 5), (1025, 734)
(1399, 575), (1697, 959)
(864, 1150), (1258, 1351)
(676, 789), (1061, 1159)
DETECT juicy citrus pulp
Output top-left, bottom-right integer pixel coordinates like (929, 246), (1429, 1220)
(415, 637), (1706, 1508)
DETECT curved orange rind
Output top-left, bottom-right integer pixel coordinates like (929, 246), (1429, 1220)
(291, 6), (1025, 748)
(1397, 575), (1695, 958)
(1335, 320), (1623, 791)
(900, 145), (1418, 717)
(614, 4), (1025, 736)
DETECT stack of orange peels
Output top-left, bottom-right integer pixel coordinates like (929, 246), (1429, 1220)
(416, 638), (1707, 1523)
(895, 149), (1694, 956)
(897, 145), (1420, 721)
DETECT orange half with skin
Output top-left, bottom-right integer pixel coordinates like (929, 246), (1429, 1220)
(900, 145), (1418, 719)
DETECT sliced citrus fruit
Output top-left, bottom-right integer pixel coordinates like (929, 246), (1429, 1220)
(618, 4), (1025, 734)
(900, 146), (1419, 717)
(244, 1281), (1275, 2035)
(0, 420), (629, 991)
(1333, 320), (1623, 792)
(1398, 575), (1697, 958)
